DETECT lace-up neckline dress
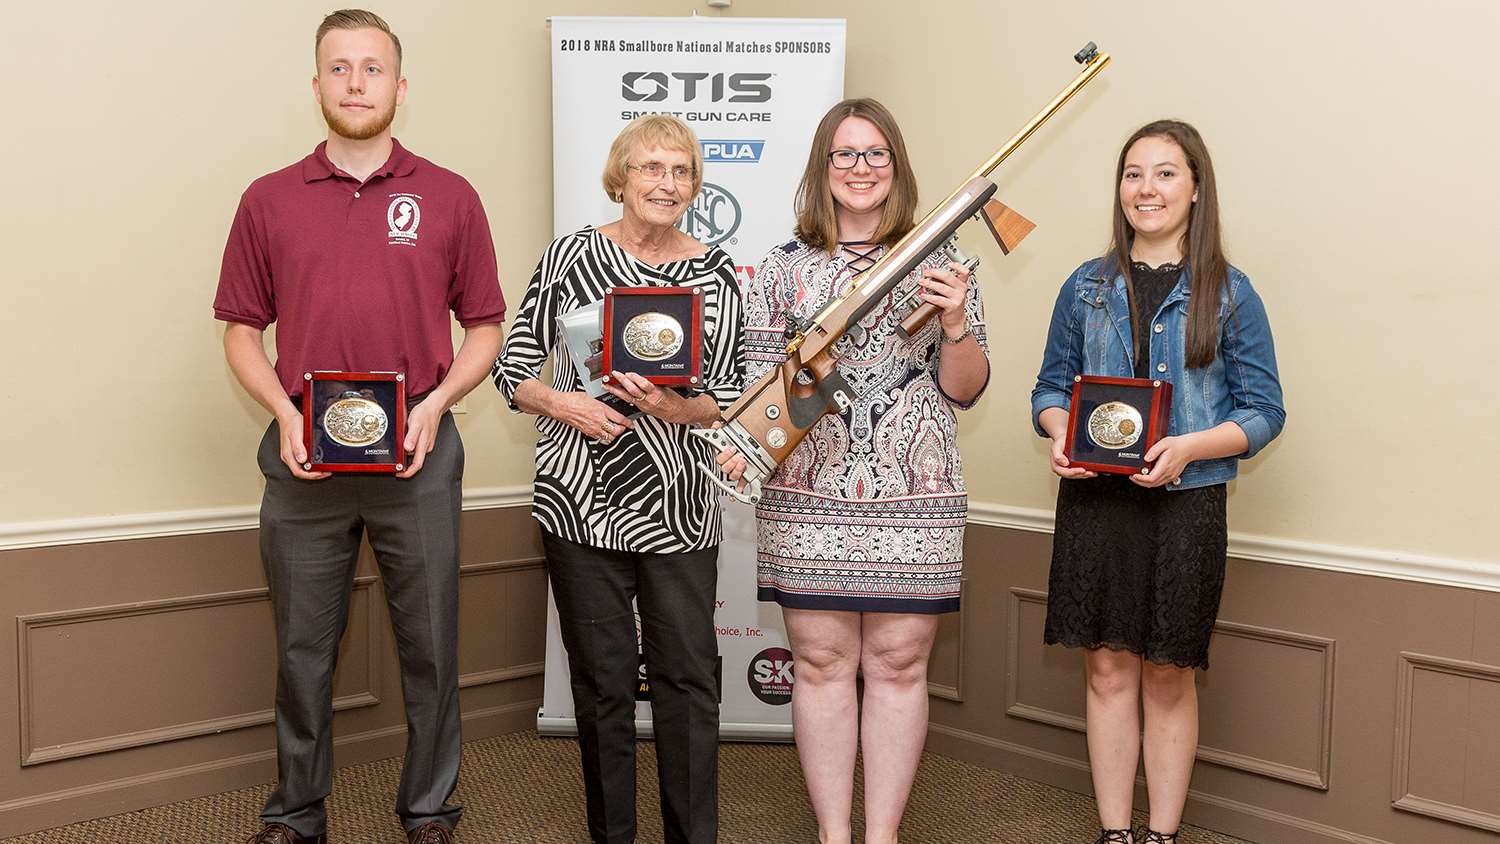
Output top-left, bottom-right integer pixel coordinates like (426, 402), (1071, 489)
(740, 238), (989, 614)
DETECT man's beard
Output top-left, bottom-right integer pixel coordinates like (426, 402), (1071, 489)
(321, 99), (397, 141)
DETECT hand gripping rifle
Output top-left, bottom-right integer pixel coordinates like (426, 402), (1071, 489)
(692, 43), (1111, 505)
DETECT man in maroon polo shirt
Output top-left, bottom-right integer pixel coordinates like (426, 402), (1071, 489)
(213, 11), (502, 844)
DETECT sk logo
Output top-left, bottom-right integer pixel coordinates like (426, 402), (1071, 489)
(747, 646), (794, 705)
(387, 194), (422, 244)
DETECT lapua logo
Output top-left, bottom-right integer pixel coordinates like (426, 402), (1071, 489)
(621, 71), (772, 103)
(701, 139), (765, 163)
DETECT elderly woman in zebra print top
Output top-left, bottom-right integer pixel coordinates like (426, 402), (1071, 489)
(492, 114), (744, 844)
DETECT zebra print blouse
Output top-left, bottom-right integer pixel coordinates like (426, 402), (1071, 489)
(493, 227), (746, 553)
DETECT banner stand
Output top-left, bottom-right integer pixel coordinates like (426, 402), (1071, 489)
(544, 15), (846, 742)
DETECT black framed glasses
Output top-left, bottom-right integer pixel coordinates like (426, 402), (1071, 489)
(627, 161), (695, 182)
(828, 147), (893, 169)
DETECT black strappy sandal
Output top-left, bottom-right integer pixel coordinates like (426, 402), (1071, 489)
(1141, 830), (1179, 843)
(1095, 830), (1134, 844)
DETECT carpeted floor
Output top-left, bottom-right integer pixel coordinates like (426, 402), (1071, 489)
(3, 731), (1253, 843)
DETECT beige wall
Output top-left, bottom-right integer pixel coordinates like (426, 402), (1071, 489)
(2, 2), (1496, 561)
(0, 0), (722, 523)
(1, 4), (1497, 839)
(722, 0), (1499, 564)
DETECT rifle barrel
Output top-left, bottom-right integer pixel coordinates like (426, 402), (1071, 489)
(792, 46), (1111, 354)
(961, 48), (1112, 199)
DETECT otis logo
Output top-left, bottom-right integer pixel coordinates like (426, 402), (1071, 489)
(677, 182), (741, 246)
(621, 71), (772, 103)
(386, 194), (421, 245)
(701, 139), (764, 163)
(747, 647), (794, 705)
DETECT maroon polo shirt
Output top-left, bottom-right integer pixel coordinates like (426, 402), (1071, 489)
(213, 139), (505, 401)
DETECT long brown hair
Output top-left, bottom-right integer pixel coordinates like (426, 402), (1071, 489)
(794, 98), (919, 251)
(1108, 119), (1229, 369)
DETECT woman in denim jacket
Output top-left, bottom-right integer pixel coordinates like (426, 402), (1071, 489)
(1030, 120), (1285, 844)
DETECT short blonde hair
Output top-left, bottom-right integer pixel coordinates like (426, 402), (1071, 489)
(316, 9), (402, 71)
(601, 115), (704, 203)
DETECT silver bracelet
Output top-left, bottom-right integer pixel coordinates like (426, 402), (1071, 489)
(941, 318), (972, 345)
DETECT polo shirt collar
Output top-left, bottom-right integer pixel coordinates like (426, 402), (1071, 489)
(301, 138), (418, 183)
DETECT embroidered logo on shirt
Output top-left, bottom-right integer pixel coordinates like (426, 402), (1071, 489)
(387, 193), (422, 245)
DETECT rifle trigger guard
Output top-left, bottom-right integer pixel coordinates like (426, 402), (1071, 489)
(697, 461), (763, 505)
(690, 425), (770, 506)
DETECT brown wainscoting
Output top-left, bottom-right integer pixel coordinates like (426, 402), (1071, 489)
(456, 557), (548, 688)
(927, 577), (966, 702)
(1001, 587), (1336, 790)
(1391, 651), (1500, 833)
(927, 521), (1500, 844)
(16, 577), (382, 767)
(0, 505), (546, 839)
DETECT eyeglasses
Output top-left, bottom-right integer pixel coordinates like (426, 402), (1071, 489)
(828, 148), (893, 169)
(628, 162), (695, 183)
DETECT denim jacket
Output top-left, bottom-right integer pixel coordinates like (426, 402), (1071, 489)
(1031, 257), (1285, 490)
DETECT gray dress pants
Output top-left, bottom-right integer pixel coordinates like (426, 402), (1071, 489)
(256, 413), (464, 837)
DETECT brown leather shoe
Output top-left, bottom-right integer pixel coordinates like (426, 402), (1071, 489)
(407, 822), (454, 843)
(246, 823), (327, 844)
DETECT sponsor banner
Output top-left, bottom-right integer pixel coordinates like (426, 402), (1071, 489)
(542, 16), (846, 740)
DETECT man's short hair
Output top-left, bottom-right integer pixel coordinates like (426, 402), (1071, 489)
(315, 9), (402, 70)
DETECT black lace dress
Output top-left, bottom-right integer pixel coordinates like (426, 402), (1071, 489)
(1043, 261), (1229, 669)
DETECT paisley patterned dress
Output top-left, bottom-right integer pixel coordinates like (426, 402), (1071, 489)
(744, 237), (988, 614)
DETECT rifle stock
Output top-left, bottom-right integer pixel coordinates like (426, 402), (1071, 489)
(693, 43), (1110, 504)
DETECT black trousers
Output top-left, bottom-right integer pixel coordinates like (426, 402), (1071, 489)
(256, 415), (464, 837)
(542, 531), (720, 844)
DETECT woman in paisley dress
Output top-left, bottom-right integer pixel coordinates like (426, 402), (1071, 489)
(1031, 121), (1285, 844)
(719, 98), (989, 844)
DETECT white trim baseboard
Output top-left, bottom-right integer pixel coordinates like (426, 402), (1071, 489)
(0, 485), (533, 551)
(4, 494), (1495, 594)
(967, 502), (1500, 594)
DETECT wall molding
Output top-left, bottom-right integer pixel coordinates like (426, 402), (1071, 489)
(457, 558), (547, 689)
(927, 577), (967, 702)
(969, 502), (1500, 594)
(5, 494), (1495, 595)
(1004, 588), (1336, 790)
(1392, 651), (1500, 833)
(0, 486), (533, 551)
(928, 722), (1394, 844)
(16, 577), (383, 767)
(0, 697), (540, 838)
(1200, 619), (1336, 790)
